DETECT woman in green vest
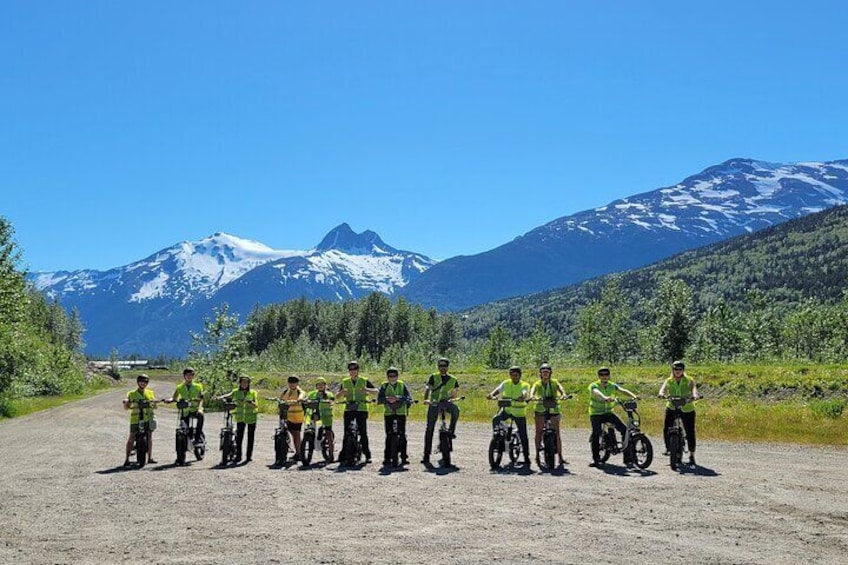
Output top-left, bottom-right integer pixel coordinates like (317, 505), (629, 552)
(658, 360), (700, 466)
(530, 363), (567, 467)
(218, 375), (258, 463)
(588, 366), (639, 467)
(377, 367), (414, 466)
(486, 365), (532, 466)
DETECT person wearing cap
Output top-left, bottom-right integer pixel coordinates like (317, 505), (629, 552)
(588, 367), (639, 467)
(377, 367), (414, 466)
(530, 363), (567, 467)
(422, 357), (460, 465)
(122, 374), (158, 467)
(658, 361), (700, 466)
(305, 377), (336, 459)
(217, 375), (258, 463)
(336, 361), (378, 464)
(280, 375), (307, 462)
(165, 368), (205, 455)
(487, 365), (532, 466)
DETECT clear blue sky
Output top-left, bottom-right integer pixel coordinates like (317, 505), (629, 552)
(3, 1), (847, 272)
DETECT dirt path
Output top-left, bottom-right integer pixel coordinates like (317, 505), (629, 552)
(0, 383), (846, 564)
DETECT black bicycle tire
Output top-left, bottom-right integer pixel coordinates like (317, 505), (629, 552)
(488, 436), (504, 469)
(632, 434), (653, 470)
(300, 432), (315, 466)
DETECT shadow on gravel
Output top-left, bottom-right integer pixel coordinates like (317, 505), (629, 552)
(151, 462), (183, 471)
(597, 463), (630, 477)
(333, 462), (369, 473)
(423, 463), (460, 476)
(679, 464), (720, 477)
(546, 466), (572, 477)
(491, 463), (535, 476)
(96, 465), (138, 475)
(378, 464), (410, 476)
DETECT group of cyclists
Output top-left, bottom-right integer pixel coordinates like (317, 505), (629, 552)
(122, 358), (700, 469)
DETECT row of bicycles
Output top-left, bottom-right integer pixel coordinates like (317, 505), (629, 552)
(488, 395), (697, 472)
(125, 395), (697, 472)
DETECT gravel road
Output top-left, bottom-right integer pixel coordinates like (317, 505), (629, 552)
(0, 383), (846, 565)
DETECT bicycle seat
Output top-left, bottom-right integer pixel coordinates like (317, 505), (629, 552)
(622, 400), (637, 411)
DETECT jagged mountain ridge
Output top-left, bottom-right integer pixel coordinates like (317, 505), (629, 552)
(31, 224), (435, 355)
(400, 158), (848, 310)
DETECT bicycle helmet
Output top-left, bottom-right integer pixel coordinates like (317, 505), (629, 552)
(182, 367), (195, 375)
(508, 365), (522, 375)
(672, 361), (685, 370)
(314, 377), (327, 385)
(347, 360), (360, 370)
(437, 357), (450, 368)
(597, 366), (611, 376)
(386, 367), (399, 377)
(287, 375), (300, 384)
(136, 374), (150, 383)
(238, 374), (252, 383)
(539, 363), (552, 372)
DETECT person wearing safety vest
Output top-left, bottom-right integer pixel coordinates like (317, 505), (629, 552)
(165, 367), (205, 452)
(280, 375), (307, 462)
(658, 360), (700, 467)
(336, 360), (378, 464)
(377, 367), (414, 466)
(530, 363), (568, 467)
(487, 365), (532, 466)
(421, 357), (460, 465)
(305, 377), (336, 460)
(217, 375), (258, 463)
(122, 373), (159, 467)
(588, 366), (639, 468)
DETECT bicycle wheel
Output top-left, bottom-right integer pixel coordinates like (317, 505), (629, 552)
(221, 430), (233, 466)
(300, 432), (315, 466)
(439, 430), (452, 467)
(387, 433), (400, 467)
(668, 431), (680, 470)
(343, 433), (358, 466)
(488, 436), (504, 469)
(175, 432), (187, 466)
(321, 430), (334, 462)
(508, 436), (521, 464)
(136, 432), (148, 468)
(631, 434), (653, 470)
(598, 429), (612, 463)
(193, 437), (205, 461)
(543, 432), (556, 469)
(274, 430), (287, 465)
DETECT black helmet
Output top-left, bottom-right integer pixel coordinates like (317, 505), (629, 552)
(287, 375), (300, 384)
(672, 361), (685, 370)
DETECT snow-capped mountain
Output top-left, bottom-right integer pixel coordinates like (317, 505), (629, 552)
(400, 158), (848, 310)
(32, 225), (435, 356)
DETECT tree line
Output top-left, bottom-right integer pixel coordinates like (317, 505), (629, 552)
(0, 217), (86, 416)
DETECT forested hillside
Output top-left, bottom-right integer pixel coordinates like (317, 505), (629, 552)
(0, 217), (86, 416)
(462, 204), (848, 363)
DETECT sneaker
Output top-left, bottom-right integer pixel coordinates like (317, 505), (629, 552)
(689, 455), (696, 466)
(123, 459), (132, 468)
(625, 461), (635, 469)
(662, 450), (670, 456)
(245, 457), (252, 463)
(588, 461), (600, 468)
(420, 457), (430, 465)
(450, 432), (457, 439)
(401, 457), (409, 465)
(148, 459), (158, 465)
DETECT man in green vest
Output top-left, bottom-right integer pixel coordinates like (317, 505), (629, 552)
(487, 365), (532, 466)
(377, 367), (414, 466)
(337, 360), (378, 464)
(165, 367), (205, 453)
(421, 357), (460, 465)
(588, 366), (639, 467)
(122, 374), (158, 467)
(658, 360), (700, 466)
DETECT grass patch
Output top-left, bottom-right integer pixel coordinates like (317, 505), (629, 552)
(0, 375), (117, 419)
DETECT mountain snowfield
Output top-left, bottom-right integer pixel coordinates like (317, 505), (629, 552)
(400, 158), (848, 310)
(31, 224), (435, 355)
(31, 157), (848, 355)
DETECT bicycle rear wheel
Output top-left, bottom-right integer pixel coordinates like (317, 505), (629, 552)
(321, 430), (334, 462)
(508, 436), (521, 464)
(175, 432), (187, 466)
(387, 433), (400, 467)
(221, 430), (233, 465)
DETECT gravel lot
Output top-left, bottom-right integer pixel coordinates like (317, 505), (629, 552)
(0, 382), (846, 564)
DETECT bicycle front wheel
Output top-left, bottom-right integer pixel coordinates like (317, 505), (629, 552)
(631, 434), (653, 470)
(439, 430), (452, 466)
(543, 432), (556, 469)
(488, 436), (504, 469)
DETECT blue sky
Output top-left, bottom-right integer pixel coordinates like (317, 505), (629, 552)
(3, 1), (847, 272)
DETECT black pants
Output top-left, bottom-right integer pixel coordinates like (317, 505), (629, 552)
(384, 415), (408, 460)
(492, 412), (530, 463)
(590, 413), (627, 462)
(423, 403), (460, 457)
(236, 422), (256, 460)
(663, 409), (696, 453)
(182, 412), (205, 442)
(342, 411), (371, 459)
